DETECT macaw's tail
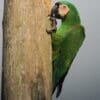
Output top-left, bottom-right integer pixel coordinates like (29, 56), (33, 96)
(52, 76), (64, 98)
(56, 82), (63, 97)
(52, 82), (63, 98)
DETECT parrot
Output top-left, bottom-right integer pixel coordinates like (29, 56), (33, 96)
(47, 0), (85, 97)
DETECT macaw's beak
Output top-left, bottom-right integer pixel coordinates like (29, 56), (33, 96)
(51, 4), (58, 17)
(51, 2), (63, 19)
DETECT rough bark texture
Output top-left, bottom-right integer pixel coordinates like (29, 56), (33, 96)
(2, 0), (52, 100)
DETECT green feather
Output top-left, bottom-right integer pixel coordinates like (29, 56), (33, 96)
(52, 1), (85, 97)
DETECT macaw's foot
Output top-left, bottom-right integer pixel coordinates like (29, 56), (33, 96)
(46, 27), (57, 34)
(46, 15), (57, 34)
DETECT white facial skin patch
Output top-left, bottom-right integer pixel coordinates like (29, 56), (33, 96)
(58, 4), (70, 17)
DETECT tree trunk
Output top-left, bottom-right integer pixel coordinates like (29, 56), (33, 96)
(2, 0), (52, 100)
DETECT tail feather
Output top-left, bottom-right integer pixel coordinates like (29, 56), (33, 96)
(56, 82), (63, 97)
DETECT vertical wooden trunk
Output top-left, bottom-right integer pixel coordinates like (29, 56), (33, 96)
(2, 0), (52, 100)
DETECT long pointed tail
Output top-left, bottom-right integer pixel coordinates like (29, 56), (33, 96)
(56, 81), (63, 97)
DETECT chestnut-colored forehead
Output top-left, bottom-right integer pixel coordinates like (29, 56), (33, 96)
(55, 2), (62, 6)
(55, 2), (68, 7)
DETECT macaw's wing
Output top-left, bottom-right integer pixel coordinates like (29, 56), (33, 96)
(53, 25), (85, 97)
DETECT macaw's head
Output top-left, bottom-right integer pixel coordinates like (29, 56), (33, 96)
(51, 0), (81, 25)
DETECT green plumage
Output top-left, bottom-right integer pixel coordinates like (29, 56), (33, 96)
(52, 0), (85, 97)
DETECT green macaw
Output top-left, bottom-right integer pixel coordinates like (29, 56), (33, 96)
(48, 0), (85, 97)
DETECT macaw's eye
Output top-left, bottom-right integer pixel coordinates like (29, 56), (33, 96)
(60, 4), (67, 8)
(63, 5), (66, 8)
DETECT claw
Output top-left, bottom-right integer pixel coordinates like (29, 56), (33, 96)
(46, 27), (57, 34)
(46, 15), (57, 34)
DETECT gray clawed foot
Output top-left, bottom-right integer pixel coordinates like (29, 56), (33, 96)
(46, 27), (57, 34)
(46, 15), (57, 34)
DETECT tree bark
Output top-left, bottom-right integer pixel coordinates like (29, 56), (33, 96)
(2, 0), (52, 100)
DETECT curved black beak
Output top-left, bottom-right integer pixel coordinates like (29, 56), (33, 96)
(51, 4), (58, 17)
(50, 2), (62, 19)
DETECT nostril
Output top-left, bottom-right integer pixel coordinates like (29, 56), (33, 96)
(53, 14), (55, 17)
